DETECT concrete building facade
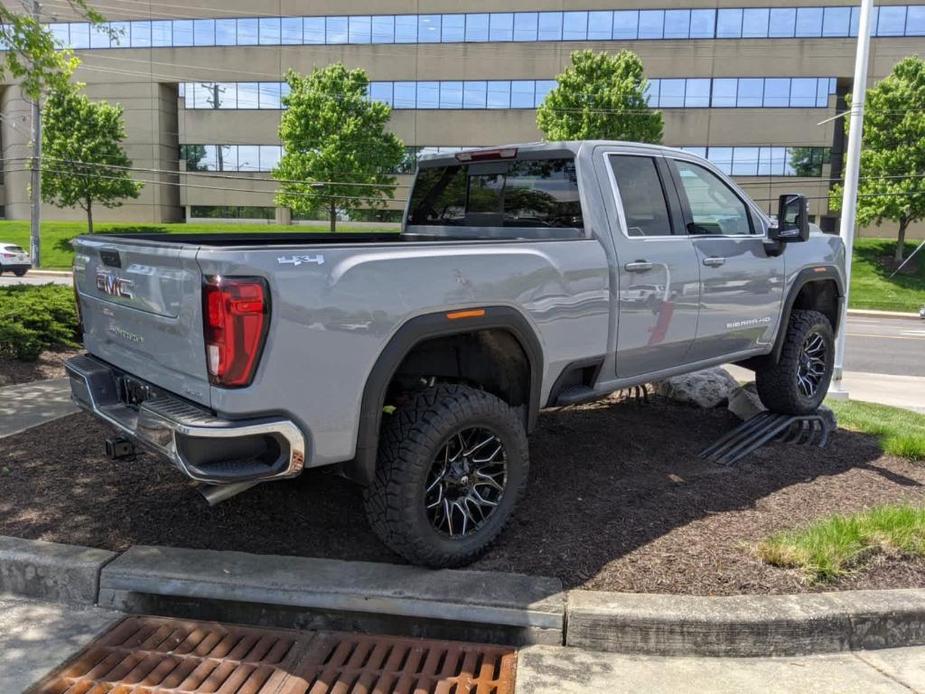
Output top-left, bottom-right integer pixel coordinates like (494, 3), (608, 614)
(1, 0), (924, 235)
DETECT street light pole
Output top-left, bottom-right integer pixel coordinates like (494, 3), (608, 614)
(831, 0), (875, 397)
(29, 0), (42, 267)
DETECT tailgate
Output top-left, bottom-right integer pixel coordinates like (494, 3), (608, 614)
(74, 236), (211, 407)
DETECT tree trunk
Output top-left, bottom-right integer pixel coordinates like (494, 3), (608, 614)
(86, 201), (94, 235)
(894, 219), (908, 263)
(329, 202), (337, 232)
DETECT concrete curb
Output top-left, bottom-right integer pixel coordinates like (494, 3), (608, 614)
(5, 536), (925, 656)
(567, 589), (925, 657)
(0, 536), (116, 605)
(847, 308), (920, 320)
(96, 545), (565, 646)
(28, 270), (71, 277)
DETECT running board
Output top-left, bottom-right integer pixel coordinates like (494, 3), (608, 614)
(700, 411), (834, 466)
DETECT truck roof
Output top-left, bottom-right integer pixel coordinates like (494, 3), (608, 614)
(416, 140), (685, 165)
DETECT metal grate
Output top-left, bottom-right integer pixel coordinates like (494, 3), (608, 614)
(33, 616), (517, 694)
(700, 411), (835, 466)
(299, 633), (517, 694)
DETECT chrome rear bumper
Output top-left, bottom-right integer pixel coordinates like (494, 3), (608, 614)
(65, 354), (305, 485)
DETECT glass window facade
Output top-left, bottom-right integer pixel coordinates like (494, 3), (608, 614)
(181, 143), (830, 179)
(41, 5), (925, 50)
(682, 145), (830, 176)
(181, 77), (837, 111)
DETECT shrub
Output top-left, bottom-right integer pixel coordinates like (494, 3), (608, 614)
(0, 284), (80, 361)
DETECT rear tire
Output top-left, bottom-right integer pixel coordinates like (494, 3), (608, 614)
(13, 269), (26, 277)
(363, 384), (529, 568)
(756, 309), (834, 415)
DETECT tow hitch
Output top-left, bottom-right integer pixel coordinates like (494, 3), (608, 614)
(105, 436), (137, 461)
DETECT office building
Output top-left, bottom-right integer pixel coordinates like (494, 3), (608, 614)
(1, 1), (923, 234)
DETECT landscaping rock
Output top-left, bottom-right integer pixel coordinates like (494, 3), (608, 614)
(655, 367), (739, 408)
(728, 382), (766, 421)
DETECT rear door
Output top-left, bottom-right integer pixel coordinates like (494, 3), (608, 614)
(74, 236), (211, 406)
(667, 157), (784, 361)
(606, 152), (701, 378)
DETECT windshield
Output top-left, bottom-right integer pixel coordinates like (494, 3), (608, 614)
(3, 246), (25, 254)
(407, 157), (583, 229)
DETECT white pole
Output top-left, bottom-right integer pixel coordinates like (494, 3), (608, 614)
(831, 0), (874, 396)
(29, 0), (42, 268)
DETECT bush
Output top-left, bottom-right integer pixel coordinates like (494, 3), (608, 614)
(0, 284), (80, 361)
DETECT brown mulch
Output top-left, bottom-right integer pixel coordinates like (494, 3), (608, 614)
(0, 348), (81, 387)
(1, 395), (923, 596)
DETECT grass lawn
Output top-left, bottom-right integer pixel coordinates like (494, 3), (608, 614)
(826, 399), (925, 461)
(758, 505), (925, 582)
(0, 220), (397, 270)
(850, 237), (925, 312)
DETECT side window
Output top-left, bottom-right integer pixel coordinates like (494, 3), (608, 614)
(673, 160), (753, 236)
(608, 155), (674, 237)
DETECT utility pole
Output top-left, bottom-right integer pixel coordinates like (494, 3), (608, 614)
(29, 0), (42, 267)
(831, 0), (874, 397)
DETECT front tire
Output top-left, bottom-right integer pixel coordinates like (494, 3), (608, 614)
(363, 384), (529, 568)
(756, 309), (834, 415)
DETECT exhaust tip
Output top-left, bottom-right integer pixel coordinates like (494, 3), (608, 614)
(197, 481), (260, 506)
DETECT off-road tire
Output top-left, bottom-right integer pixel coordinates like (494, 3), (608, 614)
(756, 309), (834, 415)
(363, 384), (529, 568)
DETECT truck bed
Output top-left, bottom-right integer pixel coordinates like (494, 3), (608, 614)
(102, 232), (406, 247)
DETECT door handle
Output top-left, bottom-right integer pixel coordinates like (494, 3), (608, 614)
(703, 256), (726, 267)
(624, 260), (653, 273)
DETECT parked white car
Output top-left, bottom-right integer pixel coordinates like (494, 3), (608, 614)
(0, 243), (31, 276)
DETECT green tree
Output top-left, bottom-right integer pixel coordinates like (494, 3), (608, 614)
(274, 64), (405, 231)
(0, 2), (103, 99)
(830, 56), (925, 263)
(41, 81), (143, 233)
(537, 50), (663, 143)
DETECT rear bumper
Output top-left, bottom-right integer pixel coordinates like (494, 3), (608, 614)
(65, 354), (305, 485)
(1, 263), (31, 272)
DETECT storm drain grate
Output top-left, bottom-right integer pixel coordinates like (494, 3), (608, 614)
(299, 632), (517, 694)
(33, 616), (517, 694)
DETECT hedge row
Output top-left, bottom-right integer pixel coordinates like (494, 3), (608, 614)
(0, 284), (80, 361)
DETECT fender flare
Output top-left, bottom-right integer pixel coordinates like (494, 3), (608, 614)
(345, 306), (544, 485)
(770, 266), (844, 363)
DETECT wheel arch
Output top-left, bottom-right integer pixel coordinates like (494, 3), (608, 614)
(345, 306), (543, 485)
(771, 267), (844, 364)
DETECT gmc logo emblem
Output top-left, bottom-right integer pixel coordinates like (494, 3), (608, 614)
(96, 270), (134, 298)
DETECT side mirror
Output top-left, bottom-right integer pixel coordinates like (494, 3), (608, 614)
(770, 194), (810, 243)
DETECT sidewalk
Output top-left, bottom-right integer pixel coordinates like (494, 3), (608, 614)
(4, 593), (925, 693)
(516, 644), (925, 693)
(0, 378), (77, 438)
(831, 371), (925, 414)
(727, 365), (925, 414)
(0, 597), (120, 692)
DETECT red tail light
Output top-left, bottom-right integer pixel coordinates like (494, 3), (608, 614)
(202, 276), (270, 387)
(1, 253), (14, 259)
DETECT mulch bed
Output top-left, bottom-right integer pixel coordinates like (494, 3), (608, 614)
(0, 348), (80, 387)
(1, 395), (923, 596)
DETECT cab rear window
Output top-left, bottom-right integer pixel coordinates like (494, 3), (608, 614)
(407, 158), (583, 229)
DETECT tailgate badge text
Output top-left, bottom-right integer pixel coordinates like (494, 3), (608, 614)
(278, 254), (325, 267)
(96, 270), (134, 298)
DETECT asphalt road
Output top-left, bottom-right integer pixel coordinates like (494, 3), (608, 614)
(843, 315), (925, 377)
(1, 272), (922, 376)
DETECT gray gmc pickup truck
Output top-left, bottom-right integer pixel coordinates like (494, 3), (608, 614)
(67, 141), (845, 567)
